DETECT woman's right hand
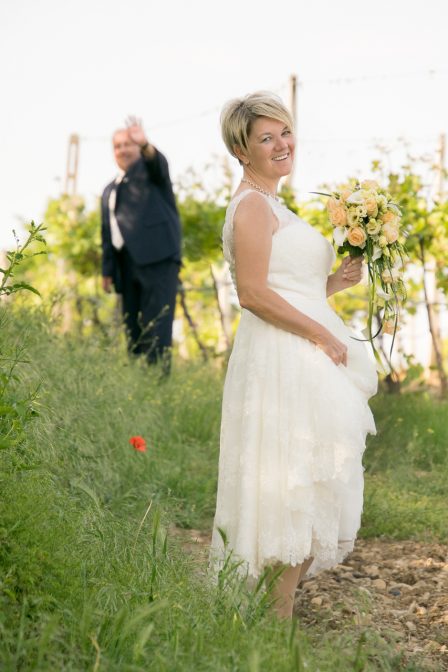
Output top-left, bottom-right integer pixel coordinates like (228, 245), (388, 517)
(315, 330), (348, 366)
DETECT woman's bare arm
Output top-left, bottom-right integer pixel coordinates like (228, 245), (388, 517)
(233, 193), (348, 366)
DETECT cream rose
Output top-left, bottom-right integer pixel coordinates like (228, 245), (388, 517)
(366, 218), (381, 235)
(347, 226), (367, 247)
(347, 209), (360, 227)
(355, 204), (368, 218)
(378, 235), (388, 248)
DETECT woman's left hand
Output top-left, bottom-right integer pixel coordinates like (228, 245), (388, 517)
(327, 255), (364, 296)
(338, 255), (363, 288)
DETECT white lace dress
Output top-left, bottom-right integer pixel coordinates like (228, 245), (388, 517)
(210, 190), (378, 579)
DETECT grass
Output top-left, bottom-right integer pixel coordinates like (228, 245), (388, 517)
(0, 306), (445, 671)
(362, 393), (448, 542)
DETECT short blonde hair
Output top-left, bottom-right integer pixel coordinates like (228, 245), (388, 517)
(220, 91), (294, 160)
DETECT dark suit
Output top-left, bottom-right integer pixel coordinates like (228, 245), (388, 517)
(101, 148), (181, 368)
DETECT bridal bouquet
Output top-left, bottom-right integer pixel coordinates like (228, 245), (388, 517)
(318, 180), (407, 358)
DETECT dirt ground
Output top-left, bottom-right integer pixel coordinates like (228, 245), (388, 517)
(296, 539), (448, 670)
(172, 529), (448, 671)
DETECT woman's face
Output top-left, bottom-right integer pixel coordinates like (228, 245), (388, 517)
(243, 116), (295, 180)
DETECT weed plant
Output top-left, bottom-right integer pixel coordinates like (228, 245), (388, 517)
(0, 307), (442, 671)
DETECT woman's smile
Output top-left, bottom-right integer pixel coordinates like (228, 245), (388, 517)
(272, 152), (291, 161)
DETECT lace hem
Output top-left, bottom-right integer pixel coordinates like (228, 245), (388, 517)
(209, 528), (358, 581)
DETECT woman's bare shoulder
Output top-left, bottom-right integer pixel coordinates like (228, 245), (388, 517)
(233, 190), (276, 227)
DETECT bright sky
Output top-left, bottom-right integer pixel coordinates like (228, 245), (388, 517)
(1, 0), (447, 249)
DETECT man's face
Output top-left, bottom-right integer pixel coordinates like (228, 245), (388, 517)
(113, 130), (140, 172)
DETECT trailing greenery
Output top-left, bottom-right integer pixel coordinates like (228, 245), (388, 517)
(0, 306), (444, 670)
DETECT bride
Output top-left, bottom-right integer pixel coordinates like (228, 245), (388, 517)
(210, 92), (377, 619)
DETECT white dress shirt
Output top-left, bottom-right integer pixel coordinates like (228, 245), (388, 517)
(108, 170), (125, 250)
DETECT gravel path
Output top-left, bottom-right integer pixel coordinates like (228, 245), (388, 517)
(172, 529), (448, 669)
(296, 539), (447, 670)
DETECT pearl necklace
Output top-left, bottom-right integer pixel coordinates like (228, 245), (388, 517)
(241, 178), (279, 201)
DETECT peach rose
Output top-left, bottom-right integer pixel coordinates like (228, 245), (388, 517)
(327, 197), (341, 213)
(382, 210), (398, 226)
(347, 226), (367, 247)
(340, 187), (353, 202)
(364, 196), (378, 217)
(329, 204), (347, 227)
(382, 222), (399, 244)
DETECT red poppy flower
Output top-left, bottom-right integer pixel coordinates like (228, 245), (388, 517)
(129, 435), (147, 452)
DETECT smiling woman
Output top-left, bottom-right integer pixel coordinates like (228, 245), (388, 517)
(220, 91), (295, 184)
(209, 91), (378, 620)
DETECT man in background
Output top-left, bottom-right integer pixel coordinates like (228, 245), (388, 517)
(101, 117), (181, 372)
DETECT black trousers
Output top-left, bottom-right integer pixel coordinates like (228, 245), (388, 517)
(117, 248), (179, 367)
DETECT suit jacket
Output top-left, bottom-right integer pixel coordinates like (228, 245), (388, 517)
(101, 148), (182, 291)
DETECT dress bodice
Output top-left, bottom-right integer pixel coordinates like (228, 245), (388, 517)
(222, 190), (336, 301)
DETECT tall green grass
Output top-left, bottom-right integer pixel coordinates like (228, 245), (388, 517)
(362, 393), (448, 541)
(0, 307), (443, 671)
